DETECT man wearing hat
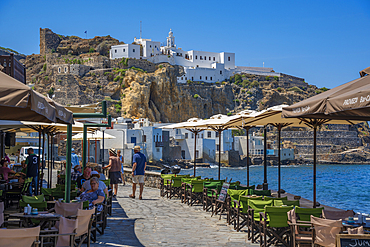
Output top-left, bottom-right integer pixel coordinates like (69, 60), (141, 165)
(103, 148), (122, 197)
(129, 145), (147, 200)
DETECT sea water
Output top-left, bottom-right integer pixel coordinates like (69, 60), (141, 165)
(178, 164), (370, 213)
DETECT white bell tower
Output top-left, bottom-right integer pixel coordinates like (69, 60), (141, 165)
(166, 29), (176, 48)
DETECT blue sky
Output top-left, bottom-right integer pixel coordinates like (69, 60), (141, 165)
(1, 0), (369, 88)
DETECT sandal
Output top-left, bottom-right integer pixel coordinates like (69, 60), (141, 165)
(129, 194), (135, 199)
(139, 196), (142, 200)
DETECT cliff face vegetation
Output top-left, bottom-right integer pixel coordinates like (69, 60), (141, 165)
(22, 28), (329, 122)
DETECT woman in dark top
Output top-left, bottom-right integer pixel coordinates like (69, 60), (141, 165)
(103, 148), (121, 197)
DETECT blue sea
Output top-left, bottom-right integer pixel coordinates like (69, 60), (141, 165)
(178, 164), (369, 213)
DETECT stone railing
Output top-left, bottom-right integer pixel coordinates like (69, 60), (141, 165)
(122, 168), (161, 189)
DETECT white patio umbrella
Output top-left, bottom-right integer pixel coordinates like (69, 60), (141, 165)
(72, 130), (116, 164)
(162, 118), (209, 177)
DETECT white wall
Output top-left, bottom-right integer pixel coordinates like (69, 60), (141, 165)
(110, 44), (140, 59)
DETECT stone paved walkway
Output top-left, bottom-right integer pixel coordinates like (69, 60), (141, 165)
(87, 183), (258, 247)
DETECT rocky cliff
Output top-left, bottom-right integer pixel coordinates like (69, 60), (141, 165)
(21, 28), (329, 122)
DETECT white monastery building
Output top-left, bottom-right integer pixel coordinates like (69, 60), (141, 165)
(110, 29), (238, 83)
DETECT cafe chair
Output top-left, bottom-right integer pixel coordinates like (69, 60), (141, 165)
(227, 189), (249, 225)
(160, 175), (172, 197)
(0, 226), (40, 247)
(322, 209), (354, 220)
(348, 226), (364, 234)
(259, 206), (294, 247)
(273, 199), (300, 207)
(234, 196), (263, 232)
(74, 208), (95, 247)
(51, 201), (83, 218)
(311, 215), (342, 247)
(168, 176), (182, 199)
(247, 199), (273, 243)
(186, 180), (204, 206)
(287, 208), (314, 247)
(19, 194), (47, 211)
(5, 177), (32, 208)
(39, 216), (77, 247)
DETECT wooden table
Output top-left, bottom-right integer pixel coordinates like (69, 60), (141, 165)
(9, 212), (62, 229)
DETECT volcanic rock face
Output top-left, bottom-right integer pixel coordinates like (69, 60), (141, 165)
(120, 65), (235, 122)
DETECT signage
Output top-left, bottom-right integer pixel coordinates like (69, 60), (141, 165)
(217, 182), (230, 202)
(336, 234), (370, 247)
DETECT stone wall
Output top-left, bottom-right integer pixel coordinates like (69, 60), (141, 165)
(282, 130), (358, 139)
(279, 73), (308, 88)
(285, 137), (361, 147)
(122, 168), (161, 189)
(109, 58), (157, 73)
(40, 28), (61, 55)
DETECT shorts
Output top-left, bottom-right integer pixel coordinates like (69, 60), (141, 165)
(132, 175), (144, 184)
(109, 171), (122, 184)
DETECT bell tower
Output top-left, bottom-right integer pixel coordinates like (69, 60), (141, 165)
(166, 29), (175, 48)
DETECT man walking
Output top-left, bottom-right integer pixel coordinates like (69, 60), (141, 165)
(129, 146), (146, 200)
(25, 148), (39, 195)
(71, 148), (79, 168)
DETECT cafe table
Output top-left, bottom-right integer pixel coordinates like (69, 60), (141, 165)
(9, 212), (62, 230)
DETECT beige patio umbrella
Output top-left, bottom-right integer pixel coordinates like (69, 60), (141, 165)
(0, 71), (57, 123)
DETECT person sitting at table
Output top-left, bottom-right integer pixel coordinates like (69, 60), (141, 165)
(80, 177), (105, 211)
(71, 165), (82, 182)
(76, 167), (91, 189)
(0, 158), (16, 182)
(94, 166), (106, 181)
(81, 171), (108, 195)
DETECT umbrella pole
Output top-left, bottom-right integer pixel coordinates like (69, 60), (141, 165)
(95, 139), (97, 164)
(194, 131), (197, 177)
(263, 126), (268, 190)
(50, 134), (53, 188)
(65, 124), (72, 203)
(47, 134), (50, 189)
(82, 125), (87, 169)
(41, 131), (45, 190)
(278, 125), (281, 198)
(246, 127), (250, 187)
(218, 129), (222, 180)
(102, 130), (105, 166)
(313, 124), (317, 208)
(36, 130), (41, 195)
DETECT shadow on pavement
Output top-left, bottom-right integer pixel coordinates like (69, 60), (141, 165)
(89, 198), (144, 247)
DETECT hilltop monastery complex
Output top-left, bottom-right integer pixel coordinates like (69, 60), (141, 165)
(110, 29), (280, 83)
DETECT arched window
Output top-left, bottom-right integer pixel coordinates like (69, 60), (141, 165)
(64, 67), (67, 73)
(58, 67), (61, 73)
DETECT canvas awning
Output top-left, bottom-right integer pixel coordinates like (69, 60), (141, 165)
(281, 72), (370, 121)
(359, 66), (370, 77)
(0, 120), (96, 133)
(72, 130), (116, 140)
(0, 71), (73, 124)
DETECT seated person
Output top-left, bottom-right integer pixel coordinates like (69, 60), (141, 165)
(80, 177), (105, 211)
(76, 167), (91, 189)
(81, 171), (108, 195)
(71, 165), (82, 182)
(94, 166), (106, 180)
(0, 159), (16, 182)
(59, 161), (73, 176)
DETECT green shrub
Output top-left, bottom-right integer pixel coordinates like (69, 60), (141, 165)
(115, 104), (122, 110)
(277, 87), (282, 92)
(124, 112), (127, 114)
(116, 109), (121, 113)
(288, 86), (303, 92)
(265, 76), (270, 81)
(67, 104), (71, 106)
(44, 76), (48, 80)
(104, 96), (112, 101)
(274, 76), (279, 81)
(221, 81), (226, 85)
(251, 81), (259, 87)
(47, 87), (54, 96)
(227, 112), (232, 116)
(193, 94), (199, 99)
(234, 99), (239, 102)
(32, 86), (35, 90)
(114, 76), (119, 82)
(241, 89), (245, 93)
(316, 90), (322, 94)
(320, 87), (329, 92)
(43, 63), (47, 71)
(51, 48), (55, 53)
(187, 80), (192, 84)
(58, 34), (63, 38)
(159, 65), (163, 69)
(122, 94), (126, 98)
(215, 81), (220, 84)
(247, 91), (252, 94)
(130, 88), (132, 90)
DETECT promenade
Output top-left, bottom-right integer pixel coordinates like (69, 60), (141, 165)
(87, 183), (258, 247)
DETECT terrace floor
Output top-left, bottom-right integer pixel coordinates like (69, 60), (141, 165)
(87, 183), (258, 247)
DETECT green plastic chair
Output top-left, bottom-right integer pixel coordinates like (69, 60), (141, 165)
(260, 206), (294, 246)
(19, 194), (47, 210)
(168, 176), (182, 199)
(248, 199), (273, 222)
(227, 189), (249, 208)
(295, 206), (324, 222)
(187, 180), (204, 206)
(102, 179), (111, 188)
(250, 189), (272, 196)
(274, 199), (300, 207)
(56, 184), (76, 191)
(203, 181), (223, 197)
(264, 196), (288, 202)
